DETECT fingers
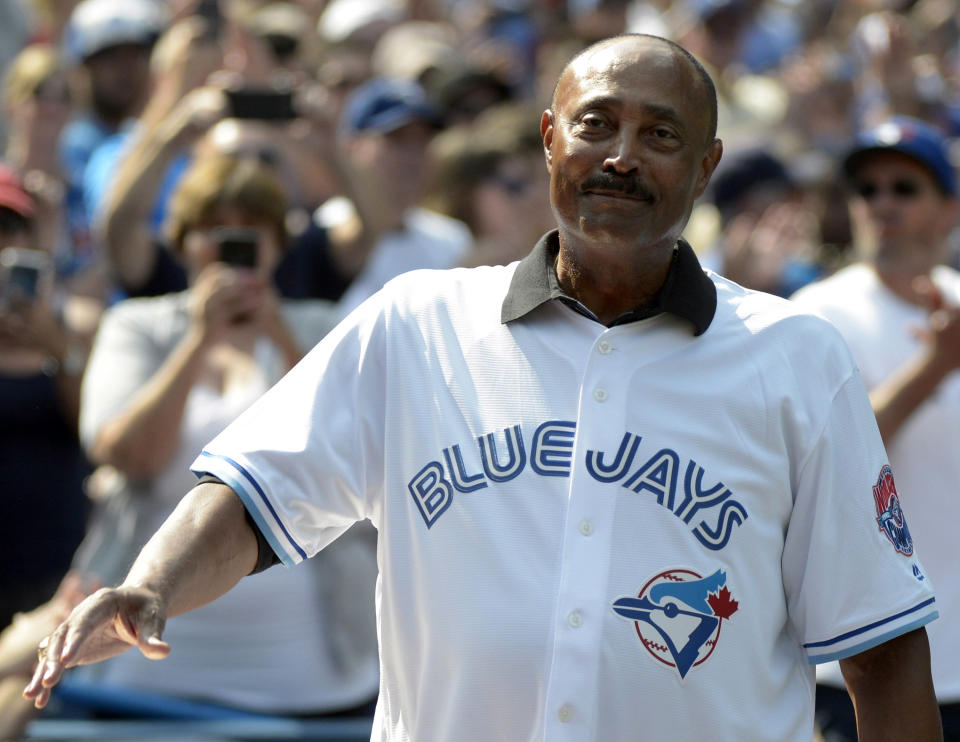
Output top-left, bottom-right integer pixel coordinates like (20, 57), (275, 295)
(22, 587), (173, 708)
(23, 630), (62, 709)
(193, 267), (266, 332)
(911, 276), (943, 313)
(23, 589), (117, 707)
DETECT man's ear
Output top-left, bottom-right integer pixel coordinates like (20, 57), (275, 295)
(541, 109), (554, 172)
(694, 138), (723, 198)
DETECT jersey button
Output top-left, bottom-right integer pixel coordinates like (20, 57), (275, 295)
(597, 340), (612, 354)
(593, 387), (608, 402)
(567, 611), (583, 628)
(578, 520), (594, 536)
(558, 704), (574, 723)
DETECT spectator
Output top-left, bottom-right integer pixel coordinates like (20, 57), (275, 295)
(424, 102), (553, 267)
(58, 0), (166, 270)
(75, 153), (378, 715)
(0, 164), (96, 633)
(425, 64), (514, 127)
(791, 116), (960, 741)
(2, 43), (97, 294)
(702, 146), (822, 296)
(79, 10), (223, 284)
(320, 76), (472, 313)
(96, 72), (375, 303)
(97, 83), (232, 300)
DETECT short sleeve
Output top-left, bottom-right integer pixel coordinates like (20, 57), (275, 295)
(782, 368), (937, 664)
(191, 295), (387, 567)
(79, 300), (169, 451)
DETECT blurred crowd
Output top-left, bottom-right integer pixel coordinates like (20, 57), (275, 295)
(0, 0), (957, 738)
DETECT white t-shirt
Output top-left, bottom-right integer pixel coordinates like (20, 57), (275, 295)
(793, 262), (960, 701)
(195, 259), (935, 740)
(317, 198), (472, 314)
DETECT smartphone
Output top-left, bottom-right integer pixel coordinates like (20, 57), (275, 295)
(0, 247), (51, 304)
(213, 227), (259, 268)
(225, 88), (297, 121)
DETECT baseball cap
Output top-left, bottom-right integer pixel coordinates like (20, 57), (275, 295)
(342, 77), (442, 135)
(247, 3), (308, 61)
(64, 0), (167, 64)
(708, 147), (794, 216)
(317, 0), (404, 45)
(844, 116), (956, 196)
(0, 165), (35, 219)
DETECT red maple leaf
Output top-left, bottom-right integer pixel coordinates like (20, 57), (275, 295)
(707, 587), (739, 620)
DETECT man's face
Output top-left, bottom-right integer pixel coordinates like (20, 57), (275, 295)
(541, 38), (722, 250)
(351, 121), (435, 211)
(848, 151), (957, 257)
(84, 43), (152, 121)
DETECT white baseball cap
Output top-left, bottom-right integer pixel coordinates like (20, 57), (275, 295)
(64, 0), (168, 64)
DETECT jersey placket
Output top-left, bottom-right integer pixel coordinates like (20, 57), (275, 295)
(541, 325), (631, 740)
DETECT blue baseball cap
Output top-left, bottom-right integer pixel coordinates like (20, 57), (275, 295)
(342, 77), (442, 135)
(844, 116), (956, 196)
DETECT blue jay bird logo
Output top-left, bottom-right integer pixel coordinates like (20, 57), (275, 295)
(872, 465), (913, 556)
(612, 568), (738, 679)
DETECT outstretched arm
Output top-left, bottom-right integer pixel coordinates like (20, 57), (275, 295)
(23, 481), (257, 709)
(839, 627), (942, 741)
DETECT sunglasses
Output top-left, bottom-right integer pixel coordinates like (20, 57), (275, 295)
(854, 179), (922, 200)
(492, 175), (533, 195)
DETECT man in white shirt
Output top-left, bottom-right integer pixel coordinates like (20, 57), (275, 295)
(27, 36), (942, 742)
(316, 76), (473, 313)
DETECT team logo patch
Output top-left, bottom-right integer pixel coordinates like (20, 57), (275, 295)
(612, 568), (738, 679)
(872, 465), (913, 556)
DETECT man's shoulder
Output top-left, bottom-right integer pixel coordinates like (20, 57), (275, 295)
(401, 208), (474, 260)
(105, 291), (185, 322)
(406, 207), (473, 241)
(60, 114), (113, 154)
(931, 264), (960, 299)
(789, 263), (874, 309)
(97, 293), (189, 350)
(711, 271), (837, 328)
(710, 272), (855, 361)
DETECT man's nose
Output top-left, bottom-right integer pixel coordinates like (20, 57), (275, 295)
(602, 132), (642, 174)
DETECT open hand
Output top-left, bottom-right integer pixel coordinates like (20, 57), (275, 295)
(23, 586), (170, 709)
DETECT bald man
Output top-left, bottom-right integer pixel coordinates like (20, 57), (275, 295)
(27, 35), (941, 741)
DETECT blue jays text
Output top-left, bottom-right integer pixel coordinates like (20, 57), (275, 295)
(408, 420), (749, 549)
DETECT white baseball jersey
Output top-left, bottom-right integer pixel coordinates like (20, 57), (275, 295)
(194, 233), (936, 742)
(793, 262), (960, 700)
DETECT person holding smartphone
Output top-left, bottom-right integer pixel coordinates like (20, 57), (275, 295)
(0, 166), (96, 632)
(68, 152), (378, 717)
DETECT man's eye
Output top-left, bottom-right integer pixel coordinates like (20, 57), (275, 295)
(652, 128), (675, 138)
(581, 115), (608, 128)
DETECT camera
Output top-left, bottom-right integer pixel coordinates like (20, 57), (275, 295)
(225, 88), (297, 121)
(212, 227), (259, 268)
(0, 247), (51, 306)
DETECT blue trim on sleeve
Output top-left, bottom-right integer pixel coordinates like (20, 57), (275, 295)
(803, 598), (936, 649)
(807, 610), (939, 665)
(194, 451), (307, 564)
